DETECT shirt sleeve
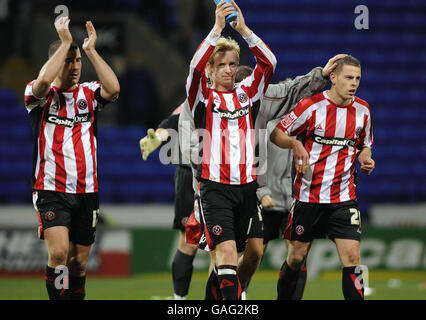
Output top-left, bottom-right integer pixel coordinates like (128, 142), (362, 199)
(82, 81), (111, 110)
(275, 100), (313, 137)
(358, 107), (374, 149)
(238, 32), (277, 102)
(24, 80), (46, 113)
(185, 30), (219, 113)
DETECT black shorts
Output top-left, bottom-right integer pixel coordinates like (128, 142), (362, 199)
(246, 203), (263, 240)
(198, 179), (258, 253)
(173, 165), (195, 232)
(284, 200), (362, 242)
(32, 190), (100, 246)
(262, 209), (290, 244)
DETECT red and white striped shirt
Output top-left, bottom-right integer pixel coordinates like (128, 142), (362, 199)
(24, 81), (105, 194)
(186, 31), (276, 185)
(276, 91), (374, 203)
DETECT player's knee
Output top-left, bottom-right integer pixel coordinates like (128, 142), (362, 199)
(287, 251), (307, 269)
(49, 247), (68, 267)
(67, 253), (88, 275)
(216, 241), (237, 264)
(343, 250), (360, 266)
(179, 242), (198, 256)
(253, 243), (264, 260)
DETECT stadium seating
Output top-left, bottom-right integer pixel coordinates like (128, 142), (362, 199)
(0, 0), (425, 218)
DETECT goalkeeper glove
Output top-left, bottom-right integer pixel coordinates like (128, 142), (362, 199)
(139, 128), (162, 160)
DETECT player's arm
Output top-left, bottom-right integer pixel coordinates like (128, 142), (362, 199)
(32, 17), (73, 99)
(262, 54), (347, 120)
(140, 111), (180, 160)
(357, 106), (374, 175)
(186, 2), (232, 111)
(358, 147), (375, 175)
(231, 0), (276, 96)
(270, 128), (309, 174)
(256, 186), (275, 208)
(82, 21), (120, 101)
(139, 128), (165, 160)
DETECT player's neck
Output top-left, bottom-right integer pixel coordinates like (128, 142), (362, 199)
(213, 82), (234, 92)
(327, 89), (352, 106)
(53, 78), (77, 91)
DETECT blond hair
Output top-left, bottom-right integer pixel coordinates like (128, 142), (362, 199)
(208, 37), (240, 66)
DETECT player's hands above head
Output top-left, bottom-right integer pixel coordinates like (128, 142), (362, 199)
(139, 128), (162, 161)
(82, 21), (97, 52)
(228, 0), (251, 37)
(261, 194), (275, 209)
(322, 54), (348, 77)
(213, 1), (236, 34)
(55, 16), (72, 44)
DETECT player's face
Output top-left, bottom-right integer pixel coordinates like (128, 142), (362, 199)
(332, 64), (361, 103)
(60, 48), (82, 87)
(208, 50), (239, 91)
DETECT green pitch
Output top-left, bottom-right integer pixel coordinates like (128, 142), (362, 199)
(1, 270), (425, 300)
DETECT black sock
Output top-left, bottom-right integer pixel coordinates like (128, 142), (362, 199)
(205, 266), (222, 300)
(277, 260), (299, 300)
(292, 264), (307, 300)
(172, 250), (195, 297)
(45, 266), (70, 300)
(69, 275), (86, 300)
(342, 266), (364, 300)
(217, 265), (241, 300)
(242, 279), (250, 293)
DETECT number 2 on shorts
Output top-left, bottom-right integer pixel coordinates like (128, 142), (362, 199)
(349, 208), (361, 225)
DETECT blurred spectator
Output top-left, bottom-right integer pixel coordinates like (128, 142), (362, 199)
(174, 0), (215, 58)
(139, 0), (170, 37)
(118, 67), (161, 128)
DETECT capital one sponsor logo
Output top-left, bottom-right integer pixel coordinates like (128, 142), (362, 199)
(213, 105), (250, 120)
(46, 113), (92, 127)
(313, 134), (356, 147)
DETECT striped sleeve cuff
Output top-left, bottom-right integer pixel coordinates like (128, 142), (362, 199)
(206, 30), (221, 46)
(244, 32), (260, 47)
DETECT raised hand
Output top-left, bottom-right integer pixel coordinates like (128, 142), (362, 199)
(54, 16), (72, 43)
(322, 54), (348, 77)
(213, 1), (236, 34)
(82, 21), (97, 52)
(139, 129), (162, 160)
(228, 0), (251, 37)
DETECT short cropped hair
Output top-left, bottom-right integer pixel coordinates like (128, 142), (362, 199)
(48, 40), (79, 58)
(235, 65), (253, 83)
(334, 55), (361, 73)
(208, 37), (240, 66)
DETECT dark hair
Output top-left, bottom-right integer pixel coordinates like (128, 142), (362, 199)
(235, 65), (253, 83)
(334, 55), (361, 73)
(48, 40), (79, 58)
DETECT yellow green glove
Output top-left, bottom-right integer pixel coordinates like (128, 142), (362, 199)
(139, 128), (162, 160)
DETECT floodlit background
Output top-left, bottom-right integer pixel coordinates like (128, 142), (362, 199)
(0, 0), (425, 299)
